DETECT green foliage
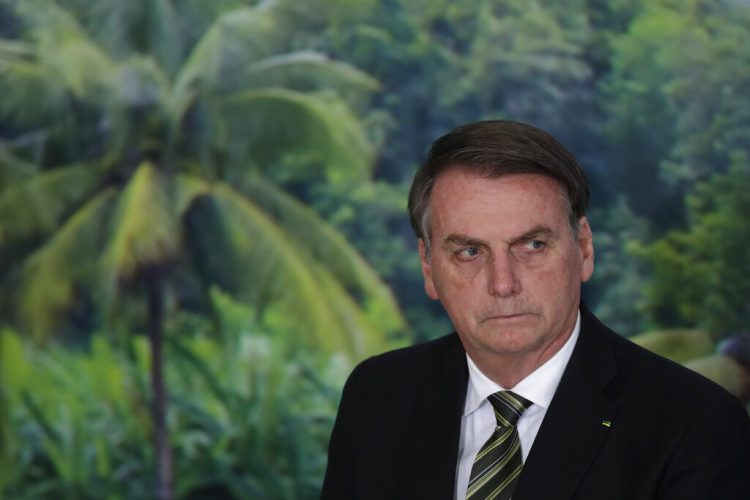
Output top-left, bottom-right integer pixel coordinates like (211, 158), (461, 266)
(587, 197), (651, 336)
(2, 0), (750, 496)
(633, 155), (750, 335)
(183, 180), (401, 357)
(0, 295), (345, 498)
(220, 88), (375, 183)
(0, 163), (101, 242)
(308, 178), (454, 341)
(603, 0), (750, 223)
(18, 189), (116, 340)
(0, 2), (404, 497)
(0, 0), (404, 355)
(102, 162), (179, 281)
(312, 179), (410, 277)
(458, 0), (595, 129)
(0, 327), (152, 499)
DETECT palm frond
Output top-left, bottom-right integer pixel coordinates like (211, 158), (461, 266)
(174, 172), (213, 217)
(19, 189), (117, 340)
(100, 56), (172, 162)
(101, 161), (180, 282)
(168, 5), (280, 127)
(148, 0), (183, 77)
(0, 39), (32, 59)
(199, 183), (387, 357)
(0, 163), (101, 243)
(0, 142), (39, 192)
(43, 38), (116, 101)
(13, 0), (117, 101)
(221, 88), (374, 182)
(247, 50), (380, 93)
(0, 41), (70, 125)
(12, 0), (83, 34)
(167, 25), (217, 131)
(243, 177), (405, 336)
(114, 55), (170, 109)
(307, 262), (393, 357)
(76, 0), (184, 77)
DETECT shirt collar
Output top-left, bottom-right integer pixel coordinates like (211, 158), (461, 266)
(463, 310), (581, 416)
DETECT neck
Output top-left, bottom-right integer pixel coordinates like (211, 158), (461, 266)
(467, 327), (574, 389)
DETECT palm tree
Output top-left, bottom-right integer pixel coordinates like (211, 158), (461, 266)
(0, 1), (404, 498)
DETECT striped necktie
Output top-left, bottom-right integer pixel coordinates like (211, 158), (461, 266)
(466, 391), (532, 500)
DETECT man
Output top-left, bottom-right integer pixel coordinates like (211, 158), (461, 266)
(321, 120), (750, 499)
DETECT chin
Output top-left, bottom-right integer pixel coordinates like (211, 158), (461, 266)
(480, 330), (537, 354)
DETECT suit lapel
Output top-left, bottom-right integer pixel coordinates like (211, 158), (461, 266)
(513, 307), (619, 500)
(402, 334), (468, 499)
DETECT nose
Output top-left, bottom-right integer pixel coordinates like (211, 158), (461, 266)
(487, 251), (521, 297)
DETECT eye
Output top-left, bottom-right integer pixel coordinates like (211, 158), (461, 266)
(456, 247), (480, 260)
(525, 240), (546, 251)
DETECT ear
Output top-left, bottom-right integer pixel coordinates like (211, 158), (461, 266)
(577, 216), (595, 283)
(418, 239), (440, 300)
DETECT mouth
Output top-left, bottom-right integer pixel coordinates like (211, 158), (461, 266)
(480, 313), (533, 323)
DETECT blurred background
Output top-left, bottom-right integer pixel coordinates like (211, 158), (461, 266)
(1, 0), (749, 498)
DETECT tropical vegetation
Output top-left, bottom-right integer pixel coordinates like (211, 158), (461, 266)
(1, 0), (749, 498)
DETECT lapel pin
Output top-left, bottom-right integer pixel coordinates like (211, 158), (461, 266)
(601, 420), (612, 428)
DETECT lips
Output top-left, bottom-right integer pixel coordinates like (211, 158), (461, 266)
(480, 313), (532, 323)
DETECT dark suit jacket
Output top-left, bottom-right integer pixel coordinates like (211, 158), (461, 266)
(321, 306), (750, 499)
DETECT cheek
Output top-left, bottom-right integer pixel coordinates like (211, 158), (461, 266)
(430, 266), (483, 310)
(529, 270), (561, 300)
(439, 265), (486, 298)
(531, 258), (581, 296)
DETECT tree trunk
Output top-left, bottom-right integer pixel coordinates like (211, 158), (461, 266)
(146, 265), (173, 500)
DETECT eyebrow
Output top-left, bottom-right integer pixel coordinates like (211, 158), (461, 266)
(444, 234), (488, 248)
(442, 225), (555, 248)
(511, 226), (555, 245)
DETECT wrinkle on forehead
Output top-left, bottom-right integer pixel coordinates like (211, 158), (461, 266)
(427, 172), (578, 249)
(442, 226), (557, 250)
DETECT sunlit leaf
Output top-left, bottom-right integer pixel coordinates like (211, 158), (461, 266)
(247, 50), (380, 92)
(16, 0), (117, 100)
(20, 189), (116, 340)
(0, 163), (101, 241)
(101, 161), (179, 281)
(169, 4), (279, 126)
(193, 183), (390, 357)
(242, 177), (404, 337)
(221, 88), (374, 182)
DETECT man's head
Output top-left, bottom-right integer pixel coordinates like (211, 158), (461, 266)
(408, 120), (594, 385)
(408, 120), (589, 257)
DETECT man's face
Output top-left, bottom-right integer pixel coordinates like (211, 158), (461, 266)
(419, 170), (594, 367)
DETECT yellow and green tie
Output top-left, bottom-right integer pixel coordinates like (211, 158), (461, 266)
(466, 391), (532, 500)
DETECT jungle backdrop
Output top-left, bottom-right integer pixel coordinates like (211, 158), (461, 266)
(1, 0), (749, 498)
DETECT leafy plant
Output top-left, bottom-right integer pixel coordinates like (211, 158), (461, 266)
(633, 155), (750, 336)
(0, 290), (348, 499)
(0, 1), (404, 498)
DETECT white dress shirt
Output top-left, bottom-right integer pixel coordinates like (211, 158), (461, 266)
(454, 312), (581, 499)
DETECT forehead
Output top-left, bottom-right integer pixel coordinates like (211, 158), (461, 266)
(428, 170), (569, 236)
